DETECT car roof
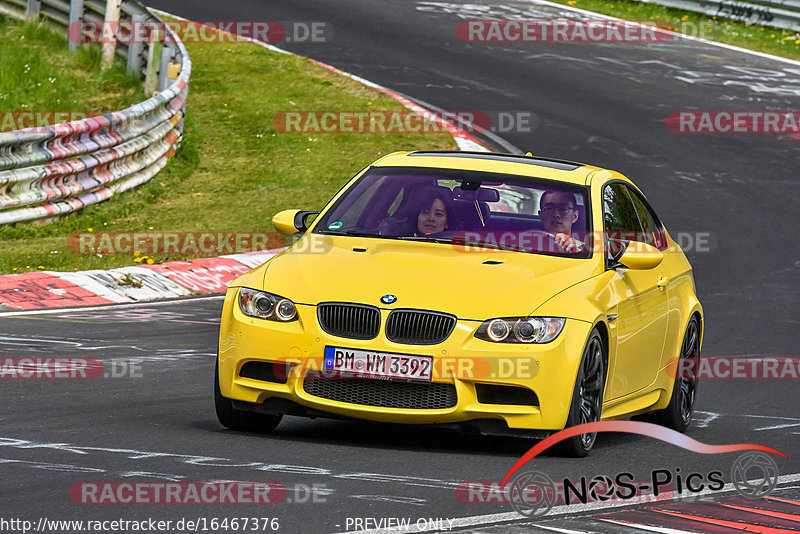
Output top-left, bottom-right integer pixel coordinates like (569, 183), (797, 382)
(371, 151), (605, 186)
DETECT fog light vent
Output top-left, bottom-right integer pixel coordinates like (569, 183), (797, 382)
(475, 383), (539, 406)
(239, 361), (291, 384)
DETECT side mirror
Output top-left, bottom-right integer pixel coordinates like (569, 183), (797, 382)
(614, 241), (664, 270)
(272, 210), (319, 237)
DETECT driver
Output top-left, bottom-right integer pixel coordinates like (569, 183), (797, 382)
(538, 190), (584, 252)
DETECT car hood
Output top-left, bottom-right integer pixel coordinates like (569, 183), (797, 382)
(244, 235), (600, 320)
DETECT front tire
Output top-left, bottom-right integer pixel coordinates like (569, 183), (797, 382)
(214, 359), (282, 433)
(553, 329), (606, 457)
(650, 317), (700, 432)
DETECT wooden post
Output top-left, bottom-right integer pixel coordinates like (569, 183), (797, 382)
(100, 0), (122, 70)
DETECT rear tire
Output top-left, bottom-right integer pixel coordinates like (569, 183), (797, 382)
(649, 317), (700, 432)
(553, 329), (606, 457)
(214, 359), (282, 433)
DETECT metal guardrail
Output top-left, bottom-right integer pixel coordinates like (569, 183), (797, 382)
(0, 0), (190, 224)
(641, 0), (800, 32)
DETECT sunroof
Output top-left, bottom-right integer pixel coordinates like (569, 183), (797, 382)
(408, 151), (583, 171)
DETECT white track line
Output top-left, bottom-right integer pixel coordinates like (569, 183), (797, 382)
(520, 0), (800, 67)
(0, 294), (225, 317)
(597, 519), (700, 534)
(390, 91), (523, 153)
(535, 526), (593, 533)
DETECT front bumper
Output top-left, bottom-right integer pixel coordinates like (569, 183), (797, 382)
(218, 287), (592, 432)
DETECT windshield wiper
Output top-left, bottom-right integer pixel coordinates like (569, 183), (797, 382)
(396, 235), (452, 244)
(319, 229), (385, 238)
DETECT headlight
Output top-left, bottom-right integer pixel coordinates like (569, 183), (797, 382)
(238, 288), (298, 322)
(475, 317), (565, 343)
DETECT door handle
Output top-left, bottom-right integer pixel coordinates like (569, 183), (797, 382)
(656, 276), (668, 290)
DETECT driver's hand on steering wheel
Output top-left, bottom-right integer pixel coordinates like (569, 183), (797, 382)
(553, 233), (584, 253)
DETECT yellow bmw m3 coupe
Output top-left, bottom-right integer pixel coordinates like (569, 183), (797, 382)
(215, 151), (703, 456)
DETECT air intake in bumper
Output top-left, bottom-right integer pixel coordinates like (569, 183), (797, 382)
(475, 383), (539, 406)
(303, 374), (457, 409)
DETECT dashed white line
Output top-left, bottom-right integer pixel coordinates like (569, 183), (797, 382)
(597, 518), (698, 534)
(0, 295), (224, 317)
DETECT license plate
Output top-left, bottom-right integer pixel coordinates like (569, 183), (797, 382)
(323, 347), (433, 382)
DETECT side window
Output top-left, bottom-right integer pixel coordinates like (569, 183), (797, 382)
(603, 183), (643, 262)
(627, 188), (668, 250)
(603, 183), (642, 233)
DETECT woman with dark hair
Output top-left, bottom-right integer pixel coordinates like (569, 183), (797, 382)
(375, 185), (453, 237)
(411, 187), (452, 235)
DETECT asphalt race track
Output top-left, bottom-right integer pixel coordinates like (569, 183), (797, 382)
(4, 0), (800, 532)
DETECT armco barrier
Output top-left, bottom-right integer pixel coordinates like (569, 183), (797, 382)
(640, 0), (800, 32)
(0, 0), (190, 225)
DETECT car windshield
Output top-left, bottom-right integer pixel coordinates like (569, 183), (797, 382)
(313, 167), (592, 257)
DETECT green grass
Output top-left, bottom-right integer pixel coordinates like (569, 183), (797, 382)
(548, 0), (800, 59)
(0, 15), (144, 124)
(0, 16), (454, 274)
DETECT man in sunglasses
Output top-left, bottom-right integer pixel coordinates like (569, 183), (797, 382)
(538, 190), (585, 253)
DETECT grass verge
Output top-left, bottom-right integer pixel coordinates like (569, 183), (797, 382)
(0, 15), (144, 128)
(0, 18), (454, 274)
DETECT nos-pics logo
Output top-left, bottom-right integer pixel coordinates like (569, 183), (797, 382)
(501, 421), (783, 518)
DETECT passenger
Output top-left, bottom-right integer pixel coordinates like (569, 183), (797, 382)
(417, 195), (449, 235)
(377, 186), (452, 237)
(403, 187), (452, 236)
(538, 190), (584, 252)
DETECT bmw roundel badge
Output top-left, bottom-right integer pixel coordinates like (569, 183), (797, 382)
(381, 294), (397, 305)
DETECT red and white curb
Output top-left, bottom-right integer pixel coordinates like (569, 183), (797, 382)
(0, 250), (281, 311)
